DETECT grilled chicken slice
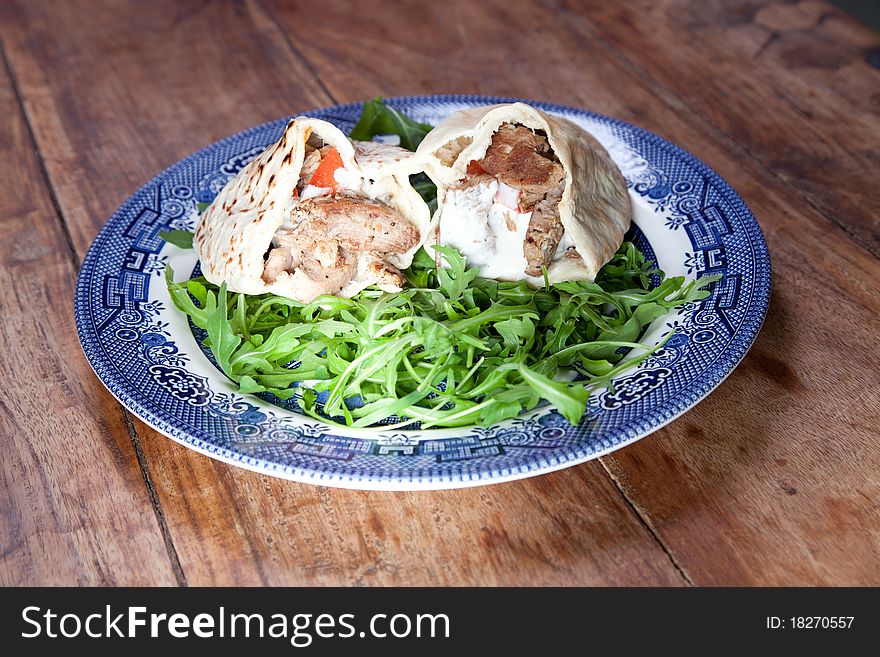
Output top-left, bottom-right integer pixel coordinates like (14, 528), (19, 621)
(262, 245), (298, 284)
(366, 256), (407, 292)
(290, 197), (419, 253)
(263, 229), (357, 291)
(262, 194), (416, 300)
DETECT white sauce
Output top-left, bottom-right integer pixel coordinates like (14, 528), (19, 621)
(286, 165), (398, 232)
(300, 166), (363, 201)
(300, 184), (331, 200)
(439, 180), (534, 280)
(333, 166), (362, 191)
(494, 180), (520, 210)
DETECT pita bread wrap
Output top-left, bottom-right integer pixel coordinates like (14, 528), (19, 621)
(416, 103), (631, 283)
(194, 117), (431, 302)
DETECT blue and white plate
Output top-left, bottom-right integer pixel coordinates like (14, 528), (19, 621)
(75, 95), (771, 490)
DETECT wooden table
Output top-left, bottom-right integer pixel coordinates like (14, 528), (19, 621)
(1, 0), (878, 586)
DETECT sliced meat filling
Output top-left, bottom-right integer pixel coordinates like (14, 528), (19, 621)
(470, 123), (566, 276)
(261, 194), (417, 296)
(364, 255), (407, 292)
(262, 232), (357, 292)
(523, 183), (565, 276)
(290, 197), (418, 252)
(297, 144), (339, 193)
(298, 148), (322, 190)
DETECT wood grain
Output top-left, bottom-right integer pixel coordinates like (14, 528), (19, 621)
(142, 438), (685, 585)
(1, 0), (684, 585)
(0, 0), (332, 256)
(263, 0), (880, 584)
(563, 0), (880, 256)
(265, 0), (879, 251)
(601, 175), (880, 585)
(0, 46), (176, 585)
(1, 0), (877, 585)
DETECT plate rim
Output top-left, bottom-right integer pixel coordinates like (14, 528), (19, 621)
(74, 94), (772, 490)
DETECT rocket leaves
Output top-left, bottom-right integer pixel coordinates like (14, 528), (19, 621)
(349, 96), (434, 151)
(166, 242), (717, 428)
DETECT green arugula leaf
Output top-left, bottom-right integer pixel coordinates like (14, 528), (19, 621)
(349, 97), (433, 151)
(206, 283), (242, 379)
(516, 363), (589, 425)
(158, 230), (194, 249)
(165, 266), (212, 328)
(165, 170), (713, 431)
(432, 244), (480, 302)
(494, 315), (538, 349)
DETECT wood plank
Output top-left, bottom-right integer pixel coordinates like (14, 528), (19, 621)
(0, 0), (332, 257)
(260, 0), (880, 583)
(2, 0), (684, 585)
(266, 0), (879, 255)
(0, 46), (177, 585)
(561, 0), (880, 255)
(602, 163), (880, 585)
(143, 438), (684, 585)
(637, 0), (880, 116)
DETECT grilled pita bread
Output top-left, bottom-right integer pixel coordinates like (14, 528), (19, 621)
(417, 102), (631, 282)
(194, 117), (430, 302)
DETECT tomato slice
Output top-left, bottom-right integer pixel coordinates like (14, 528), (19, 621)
(308, 147), (344, 189)
(466, 159), (485, 175)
